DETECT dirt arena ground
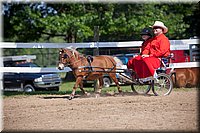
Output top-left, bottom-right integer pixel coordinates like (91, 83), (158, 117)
(2, 88), (199, 132)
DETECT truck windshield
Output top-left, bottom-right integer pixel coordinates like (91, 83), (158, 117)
(15, 62), (39, 67)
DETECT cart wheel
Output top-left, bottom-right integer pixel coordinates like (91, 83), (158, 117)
(152, 73), (173, 96)
(131, 84), (151, 95)
(103, 77), (111, 88)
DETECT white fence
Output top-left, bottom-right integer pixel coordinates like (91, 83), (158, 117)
(0, 38), (199, 74)
(168, 62), (199, 68)
(0, 38), (199, 50)
(0, 67), (71, 73)
(0, 61), (199, 73)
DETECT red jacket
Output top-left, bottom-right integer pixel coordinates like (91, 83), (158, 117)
(140, 38), (152, 55)
(149, 34), (170, 58)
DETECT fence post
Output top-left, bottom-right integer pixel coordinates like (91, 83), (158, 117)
(0, 48), (2, 132)
(93, 26), (99, 56)
(0, 49), (2, 90)
(0, 3), (3, 130)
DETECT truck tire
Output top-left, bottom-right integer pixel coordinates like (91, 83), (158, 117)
(24, 84), (35, 92)
(53, 87), (59, 91)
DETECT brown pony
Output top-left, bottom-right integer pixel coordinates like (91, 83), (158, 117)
(171, 68), (200, 88)
(58, 48), (122, 100)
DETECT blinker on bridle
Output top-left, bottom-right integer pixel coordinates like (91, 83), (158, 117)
(59, 50), (74, 66)
(62, 54), (68, 59)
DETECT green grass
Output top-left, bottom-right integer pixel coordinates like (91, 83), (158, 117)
(59, 71), (133, 94)
(172, 87), (198, 92)
(2, 81), (132, 97)
(2, 80), (198, 97)
(60, 81), (132, 93)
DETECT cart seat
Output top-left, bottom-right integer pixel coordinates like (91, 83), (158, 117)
(156, 55), (172, 73)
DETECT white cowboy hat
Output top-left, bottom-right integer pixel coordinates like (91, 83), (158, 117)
(151, 21), (168, 33)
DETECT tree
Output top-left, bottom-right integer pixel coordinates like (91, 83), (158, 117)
(2, 2), (199, 67)
(3, 2), (199, 43)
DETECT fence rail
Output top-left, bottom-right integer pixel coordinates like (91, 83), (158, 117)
(168, 62), (199, 69)
(0, 39), (199, 50)
(0, 61), (199, 73)
(0, 67), (71, 73)
(0, 39), (199, 74)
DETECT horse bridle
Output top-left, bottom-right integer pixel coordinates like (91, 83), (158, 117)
(59, 50), (71, 66)
(59, 49), (81, 67)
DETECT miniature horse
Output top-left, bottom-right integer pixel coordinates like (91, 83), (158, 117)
(58, 48), (122, 100)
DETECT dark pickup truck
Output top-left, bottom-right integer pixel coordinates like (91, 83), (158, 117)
(3, 58), (62, 92)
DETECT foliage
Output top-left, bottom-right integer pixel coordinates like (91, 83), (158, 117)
(2, 2), (199, 66)
(2, 2), (199, 42)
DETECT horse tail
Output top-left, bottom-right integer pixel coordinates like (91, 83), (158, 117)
(106, 56), (117, 67)
(113, 56), (123, 69)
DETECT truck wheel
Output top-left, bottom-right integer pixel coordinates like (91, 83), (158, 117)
(54, 87), (59, 91)
(24, 84), (35, 92)
(103, 77), (111, 88)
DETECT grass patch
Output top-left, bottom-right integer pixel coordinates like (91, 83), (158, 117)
(172, 87), (198, 92)
(3, 80), (198, 97)
(60, 81), (132, 93)
(3, 81), (132, 97)
(2, 91), (67, 97)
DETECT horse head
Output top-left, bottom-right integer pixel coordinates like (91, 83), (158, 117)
(58, 48), (80, 70)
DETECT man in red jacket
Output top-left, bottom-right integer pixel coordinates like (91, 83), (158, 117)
(127, 21), (170, 81)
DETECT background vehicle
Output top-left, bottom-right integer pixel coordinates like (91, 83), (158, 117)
(115, 53), (137, 65)
(3, 55), (62, 92)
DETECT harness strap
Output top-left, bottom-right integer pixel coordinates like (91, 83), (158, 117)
(105, 56), (116, 72)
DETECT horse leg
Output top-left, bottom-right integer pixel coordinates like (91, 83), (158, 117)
(79, 82), (85, 94)
(79, 82), (90, 96)
(109, 73), (122, 93)
(95, 77), (103, 98)
(69, 76), (83, 100)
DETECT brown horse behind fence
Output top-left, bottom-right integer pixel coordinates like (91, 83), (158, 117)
(171, 67), (200, 88)
(58, 48), (122, 100)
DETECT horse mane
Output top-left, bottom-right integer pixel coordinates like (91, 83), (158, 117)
(66, 47), (83, 60)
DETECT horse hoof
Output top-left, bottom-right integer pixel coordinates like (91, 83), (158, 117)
(68, 95), (74, 100)
(68, 97), (73, 100)
(85, 92), (91, 96)
(95, 93), (100, 98)
(118, 91), (124, 96)
(106, 92), (115, 96)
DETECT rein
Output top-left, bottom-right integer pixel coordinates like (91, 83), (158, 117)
(103, 56), (116, 72)
(69, 57), (86, 68)
(66, 50), (87, 68)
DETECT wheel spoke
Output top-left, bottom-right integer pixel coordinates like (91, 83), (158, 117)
(131, 84), (151, 95)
